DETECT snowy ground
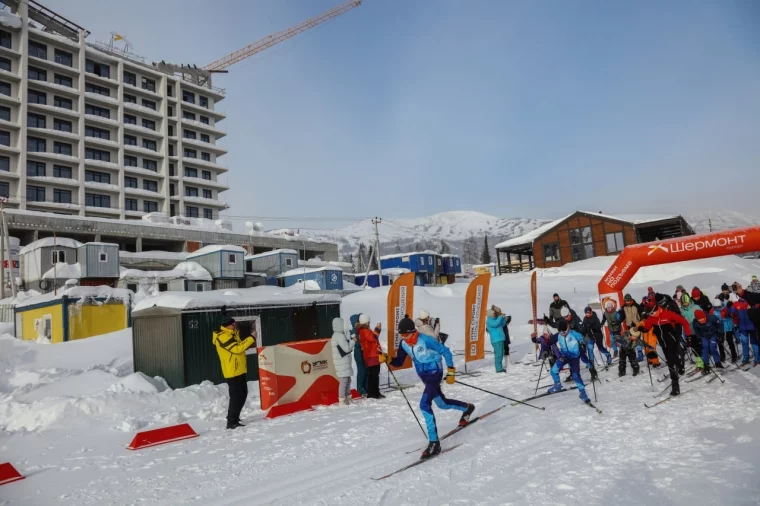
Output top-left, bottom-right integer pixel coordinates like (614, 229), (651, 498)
(2, 256), (760, 505)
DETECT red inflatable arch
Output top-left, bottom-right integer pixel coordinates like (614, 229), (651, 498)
(598, 226), (760, 306)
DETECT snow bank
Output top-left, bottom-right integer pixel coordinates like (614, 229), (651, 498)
(15, 286), (132, 308)
(120, 261), (211, 282)
(280, 265), (342, 277)
(42, 262), (82, 280)
(108, 372), (169, 394)
(19, 237), (83, 255)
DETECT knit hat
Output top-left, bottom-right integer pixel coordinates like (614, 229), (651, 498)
(681, 293), (691, 306)
(492, 305), (502, 313)
(675, 285), (684, 291)
(753, 275), (758, 281)
(584, 306), (593, 314)
(694, 310), (706, 323)
(655, 293), (668, 307)
(486, 309), (495, 318)
(418, 308), (430, 320)
(629, 328), (641, 338)
(220, 316), (236, 327)
(557, 320), (569, 332)
(691, 288), (701, 299)
(624, 294), (633, 301)
(358, 314), (370, 325)
(398, 315), (416, 334)
(553, 293), (559, 299)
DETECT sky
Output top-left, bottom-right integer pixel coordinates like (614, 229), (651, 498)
(42, 0), (760, 230)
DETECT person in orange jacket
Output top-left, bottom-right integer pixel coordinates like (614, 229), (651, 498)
(358, 313), (385, 399)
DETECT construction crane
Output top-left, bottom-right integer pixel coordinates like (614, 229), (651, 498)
(203, 0), (361, 72)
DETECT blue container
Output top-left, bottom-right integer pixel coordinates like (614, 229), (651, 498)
(354, 273), (390, 288)
(442, 255), (462, 275)
(280, 267), (344, 291)
(245, 249), (299, 277)
(380, 252), (436, 274)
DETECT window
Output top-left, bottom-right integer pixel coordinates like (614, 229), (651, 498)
(123, 134), (137, 145)
(195, 284), (205, 292)
(183, 129), (196, 140)
(169, 203), (175, 217)
(0, 81), (10, 96)
(26, 185), (45, 202)
(123, 93), (136, 104)
(606, 232), (625, 254)
(28, 113), (46, 128)
(123, 114), (136, 125)
(142, 159), (157, 171)
(168, 145), (175, 156)
(53, 165), (72, 178)
(185, 186), (198, 197)
(186, 206), (198, 218)
(54, 118), (72, 132)
(169, 183), (175, 196)
(141, 118), (155, 130)
(201, 152), (210, 162)
(184, 167), (197, 178)
(141, 98), (156, 110)
(27, 137), (46, 152)
(85, 193), (110, 208)
(168, 105), (174, 117)
(200, 116), (209, 125)
(85, 148), (110, 162)
(99, 252), (108, 262)
(0, 181), (7, 198)
(202, 170), (211, 180)
(183, 111), (196, 121)
(184, 148), (196, 158)
(54, 49), (73, 67)
(53, 189), (71, 204)
(85, 104), (110, 118)
(228, 253), (236, 264)
(0, 57), (11, 72)
(543, 242), (560, 262)
(0, 156), (9, 171)
(123, 71), (136, 86)
(142, 139), (157, 151)
(125, 176), (137, 188)
(203, 208), (213, 220)
(169, 163), (176, 176)
(569, 226), (595, 262)
(143, 200), (158, 213)
(29, 41), (47, 59)
(53, 141), (72, 155)
(125, 198), (138, 211)
(200, 96), (209, 108)
(85, 83), (110, 96)
(0, 106), (9, 121)
(28, 89), (47, 104)
(167, 84), (173, 97)
(202, 189), (212, 199)
(158, 283), (168, 292)
(0, 30), (10, 49)
(51, 250), (66, 264)
(143, 179), (158, 192)
(85, 170), (110, 183)
(54, 74), (73, 87)
(85, 59), (110, 78)
(27, 161), (45, 177)
(54, 96), (72, 110)
(182, 90), (195, 104)
(168, 125), (174, 136)
(28, 66), (47, 81)
(85, 126), (110, 139)
(141, 77), (156, 92)
(200, 133), (210, 143)
(124, 155), (137, 167)
(285, 257), (294, 267)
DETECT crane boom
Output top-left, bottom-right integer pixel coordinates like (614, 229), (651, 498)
(203, 0), (361, 72)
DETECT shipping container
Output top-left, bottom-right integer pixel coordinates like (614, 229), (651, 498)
(77, 243), (120, 279)
(213, 278), (242, 290)
(245, 249), (299, 277)
(441, 254), (462, 275)
(279, 266), (344, 291)
(186, 245), (246, 280)
(380, 252), (436, 274)
(19, 237), (81, 289)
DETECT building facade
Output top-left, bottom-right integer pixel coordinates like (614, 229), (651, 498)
(0, 1), (229, 220)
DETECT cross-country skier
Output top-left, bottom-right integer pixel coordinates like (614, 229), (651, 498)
(486, 308), (507, 373)
(621, 294), (645, 362)
(617, 327), (641, 378)
(638, 294), (693, 396)
(691, 309), (723, 373)
(712, 297), (738, 363)
(547, 293), (570, 322)
(546, 320), (592, 404)
(385, 316), (474, 459)
(601, 300), (623, 358)
(680, 293), (705, 370)
(546, 305), (583, 334)
(500, 308), (513, 363)
(691, 287), (713, 313)
(581, 306), (613, 366)
(727, 292), (757, 365)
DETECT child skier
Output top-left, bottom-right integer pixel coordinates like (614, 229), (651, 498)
(621, 294), (645, 362)
(679, 293), (705, 370)
(546, 320), (592, 404)
(581, 306), (613, 366)
(712, 297), (738, 363)
(616, 327), (641, 377)
(691, 310), (723, 373)
(386, 316), (474, 459)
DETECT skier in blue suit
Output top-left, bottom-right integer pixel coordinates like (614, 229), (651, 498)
(546, 320), (592, 404)
(387, 316), (474, 460)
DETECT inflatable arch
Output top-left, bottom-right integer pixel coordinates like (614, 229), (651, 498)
(598, 226), (760, 305)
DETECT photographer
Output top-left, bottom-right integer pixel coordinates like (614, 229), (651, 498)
(212, 316), (256, 430)
(415, 309), (442, 343)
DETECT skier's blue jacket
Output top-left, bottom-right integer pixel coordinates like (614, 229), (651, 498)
(713, 304), (735, 333)
(691, 314), (721, 340)
(390, 331), (453, 378)
(556, 330), (585, 359)
(486, 315), (507, 344)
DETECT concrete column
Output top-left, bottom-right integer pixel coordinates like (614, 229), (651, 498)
(94, 233), (101, 242)
(17, 2), (28, 210)
(135, 236), (142, 252)
(117, 60), (125, 219)
(159, 74), (170, 214)
(77, 31), (86, 216)
(176, 81), (185, 217)
(32, 229), (38, 241)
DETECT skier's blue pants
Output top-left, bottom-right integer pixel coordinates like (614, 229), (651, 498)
(701, 336), (721, 366)
(610, 334), (619, 353)
(420, 373), (468, 442)
(550, 357), (586, 396)
(493, 341), (505, 372)
(737, 332), (751, 362)
(636, 345), (644, 362)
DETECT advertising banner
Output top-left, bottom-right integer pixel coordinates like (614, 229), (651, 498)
(464, 274), (490, 362)
(387, 272), (415, 371)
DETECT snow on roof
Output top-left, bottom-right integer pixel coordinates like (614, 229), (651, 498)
(119, 250), (189, 260)
(0, 10), (22, 29)
(120, 261), (212, 282)
(133, 285), (341, 311)
(608, 213), (681, 225)
(380, 251), (437, 261)
(42, 263), (82, 280)
(245, 249), (299, 260)
(19, 237), (83, 255)
(80, 242), (119, 248)
(495, 214), (573, 250)
(361, 268), (411, 276)
(15, 286), (132, 308)
(186, 244), (247, 258)
(279, 266), (342, 277)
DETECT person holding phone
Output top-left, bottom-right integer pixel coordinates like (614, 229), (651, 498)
(212, 316), (256, 429)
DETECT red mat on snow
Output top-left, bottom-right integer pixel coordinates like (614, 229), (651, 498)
(0, 463), (24, 486)
(127, 423), (199, 450)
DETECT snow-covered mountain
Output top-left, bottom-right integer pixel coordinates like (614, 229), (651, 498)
(299, 209), (759, 257)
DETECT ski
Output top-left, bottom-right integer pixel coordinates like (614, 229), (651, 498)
(644, 390), (692, 408)
(372, 444), (463, 480)
(585, 400), (602, 414)
(404, 405), (505, 454)
(510, 386), (580, 406)
(685, 372), (709, 383)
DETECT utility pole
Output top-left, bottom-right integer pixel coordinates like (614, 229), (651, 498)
(1, 198), (15, 298)
(372, 217), (383, 287)
(0, 197), (5, 300)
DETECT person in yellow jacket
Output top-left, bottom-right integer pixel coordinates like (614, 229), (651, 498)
(213, 316), (256, 429)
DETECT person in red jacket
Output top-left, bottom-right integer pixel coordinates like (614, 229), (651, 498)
(638, 294), (693, 396)
(357, 313), (385, 399)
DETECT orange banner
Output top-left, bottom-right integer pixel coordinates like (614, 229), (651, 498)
(387, 272), (415, 371)
(465, 274), (490, 363)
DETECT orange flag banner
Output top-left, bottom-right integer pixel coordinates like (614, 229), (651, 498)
(464, 274), (491, 363)
(387, 272), (415, 371)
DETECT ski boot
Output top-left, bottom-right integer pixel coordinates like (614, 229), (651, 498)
(618, 370), (626, 378)
(670, 383), (680, 396)
(632, 367), (640, 377)
(701, 366), (711, 375)
(715, 362), (725, 369)
(421, 440), (441, 460)
(579, 390), (590, 403)
(547, 383), (563, 394)
(459, 404), (475, 427)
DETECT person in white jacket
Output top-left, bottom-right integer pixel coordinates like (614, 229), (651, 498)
(415, 308), (441, 342)
(331, 317), (355, 405)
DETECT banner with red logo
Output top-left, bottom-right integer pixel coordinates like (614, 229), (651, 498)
(387, 272), (415, 371)
(465, 274), (490, 363)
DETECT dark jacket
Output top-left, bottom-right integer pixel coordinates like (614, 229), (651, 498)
(739, 289), (760, 306)
(602, 310), (623, 335)
(691, 314), (722, 340)
(693, 293), (713, 313)
(582, 312), (604, 338)
(549, 299), (570, 320)
(547, 309), (583, 334)
(656, 293), (682, 315)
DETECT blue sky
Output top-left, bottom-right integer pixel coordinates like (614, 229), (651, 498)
(45, 0), (760, 229)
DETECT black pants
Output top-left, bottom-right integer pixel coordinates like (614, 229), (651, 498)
(659, 337), (681, 394)
(618, 346), (639, 375)
(503, 340), (510, 356)
(226, 374), (248, 425)
(366, 364), (381, 398)
(724, 331), (738, 362)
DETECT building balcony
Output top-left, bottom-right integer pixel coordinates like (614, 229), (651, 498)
(0, 169), (20, 178)
(27, 175), (81, 188)
(0, 144), (20, 155)
(85, 205), (120, 216)
(125, 187), (165, 198)
(124, 144), (161, 157)
(124, 101), (163, 119)
(28, 102), (79, 118)
(83, 158), (118, 170)
(124, 122), (163, 139)
(182, 157), (227, 173)
(0, 45), (21, 59)
(83, 71), (118, 87)
(84, 91), (118, 106)
(180, 100), (225, 119)
(27, 55), (80, 77)
(27, 126), (80, 142)
(0, 93), (21, 106)
(27, 79), (80, 98)
(179, 118), (226, 138)
(84, 181), (121, 193)
(182, 176), (229, 190)
(84, 114), (119, 127)
(0, 118), (20, 130)
(123, 82), (161, 100)
(30, 27), (81, 49)
(84, 136), (119, 149)
(27, 151), (79, 164)
(178, 79), (225, 100)
(183, 195), (228, 208)
(181, 137), (227, 154)
(124, 165), (162, 178)
(27, 200), (81, 211)
(0, 68), (20, 81)
(124, 209), (146, 218)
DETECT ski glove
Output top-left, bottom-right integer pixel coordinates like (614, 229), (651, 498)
(378, 353), (388, 364)
(446, 367), (456, 385)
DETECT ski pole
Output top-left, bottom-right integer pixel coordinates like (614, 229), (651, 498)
(590, 366), (597, 402)
(708, 356), (725, 384)
(645, 350), (654, 389)
(387, 367), (427, 440)
(455, 380), (546, 411)
(534, 357), (546, 397)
